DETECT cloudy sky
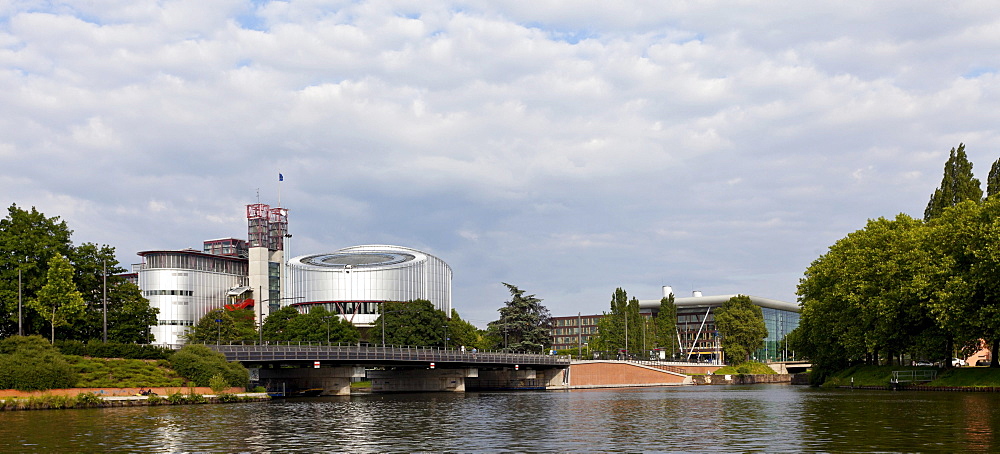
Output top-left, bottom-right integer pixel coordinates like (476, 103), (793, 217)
(3, 1), (1000, 326)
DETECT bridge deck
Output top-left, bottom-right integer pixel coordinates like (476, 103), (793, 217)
(205, 344), (571, 367)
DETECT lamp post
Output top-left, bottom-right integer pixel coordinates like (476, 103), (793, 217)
(18, 267), (22, 337)
(102, 259), (107, 343)
(323, 316), (332, 344)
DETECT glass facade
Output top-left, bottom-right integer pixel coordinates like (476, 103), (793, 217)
(550, 298), (800, 363)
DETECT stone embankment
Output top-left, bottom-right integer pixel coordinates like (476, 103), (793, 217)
(691, 374), (793, 385)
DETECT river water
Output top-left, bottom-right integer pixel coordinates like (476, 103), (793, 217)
(0, 385), (997, 452)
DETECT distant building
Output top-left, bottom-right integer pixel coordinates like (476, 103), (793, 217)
(136, 203), (452, 345)
(549, 287), (800, 363)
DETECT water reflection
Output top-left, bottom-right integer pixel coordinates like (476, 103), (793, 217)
(0, 386), (999, 452)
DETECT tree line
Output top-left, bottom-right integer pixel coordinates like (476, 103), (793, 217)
(794, 144), (1000, 380)
(586, 288), (766, 364)
(187, 283), (555, 353)
(0, 204), (157, 343)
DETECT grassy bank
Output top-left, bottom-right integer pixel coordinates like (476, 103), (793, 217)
(66, 356), (187, 388)
(823, 365), (1000, 388)
(713, 361), (777, 375)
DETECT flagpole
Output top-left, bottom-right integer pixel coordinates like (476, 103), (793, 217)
(278, 170), (282, 207)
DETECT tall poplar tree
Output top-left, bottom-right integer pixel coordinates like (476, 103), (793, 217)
(924, 143), (982, 220)
(987, 157), (1000, 199)
(594, 288), (643, 357)
(654, 293), (678, 358)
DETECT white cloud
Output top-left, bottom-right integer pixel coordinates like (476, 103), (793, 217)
(4, 1), (1000, 322)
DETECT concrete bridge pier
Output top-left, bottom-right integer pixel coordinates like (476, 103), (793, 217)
(258, 366), (365, 396)
(369, 368), (479, 393)
(473, 367), (567, 389)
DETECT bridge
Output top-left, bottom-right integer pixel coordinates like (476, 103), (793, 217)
(204, 343), (571, 395)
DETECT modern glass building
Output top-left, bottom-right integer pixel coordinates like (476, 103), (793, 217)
(550, 289), (800, 363)
(642, 290), (800, 363)
(286, 245), (453, 327)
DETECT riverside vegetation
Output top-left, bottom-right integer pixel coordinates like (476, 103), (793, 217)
(0, 335), (256, 410)
(821, 364), (1000, 388)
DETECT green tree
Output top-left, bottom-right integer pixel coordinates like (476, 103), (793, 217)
(64, 242), (157, 343)
(102, 282), (159, 343)
(29, 255), (86, 343)
(925, 199), (1000, 367)
(715, 295), (767, 365)
(0, 205), (158, 342)
(186, 308), (257, 344)
(654, 293), (678, 359)
(593, 288), (643, 356)
(485, 283), (552, 353)
(448, 309), (485, 350)
(288, 306), (359, 343)
(261, 306), (301, 341)
(924, 143), (982, 221)
(0, 204), (75, 337)
(797, 215), (943, 371)
(987, 157), (1000, 199)
(376, 300), (450, 347)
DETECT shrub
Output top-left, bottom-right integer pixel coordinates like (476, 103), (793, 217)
(55, 340), (174, 360)
(73, 392), (104, 408)
(209, 374), (230, 394)
(170, 345), (248, 388)
(166, 392), (187, 404)
(0, 336), (77, 391)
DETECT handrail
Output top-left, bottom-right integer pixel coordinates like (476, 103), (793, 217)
(891, 370), (937, 384)
(203, 343), (571, 366)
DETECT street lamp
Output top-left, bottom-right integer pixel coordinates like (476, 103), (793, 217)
(323, 316), (332, 344)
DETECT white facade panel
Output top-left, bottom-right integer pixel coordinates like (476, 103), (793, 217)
(138, 251), (248, 345)
(287, 245), (452, 326)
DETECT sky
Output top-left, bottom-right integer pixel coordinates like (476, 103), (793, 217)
(3, 1), (1000, 327)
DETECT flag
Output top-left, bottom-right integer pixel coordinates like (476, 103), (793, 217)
(279, 173), (284, 181)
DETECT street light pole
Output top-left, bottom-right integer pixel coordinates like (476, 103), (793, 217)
(102, 260), (107, 343)
(18, 268), (22, 337)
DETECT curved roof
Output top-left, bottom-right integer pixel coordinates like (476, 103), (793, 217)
(638, 294), (800, 313)
(289, 244), (451, 273)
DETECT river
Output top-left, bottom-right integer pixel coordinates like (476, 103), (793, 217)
(0, 385), (996, 452)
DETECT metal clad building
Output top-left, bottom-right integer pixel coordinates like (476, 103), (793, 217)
(138, 249), (248, 345)
(286, 245), (453, 326)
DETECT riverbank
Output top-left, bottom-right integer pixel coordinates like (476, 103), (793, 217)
(823, 365), (1000, 389)
(0, 388), (269, 411)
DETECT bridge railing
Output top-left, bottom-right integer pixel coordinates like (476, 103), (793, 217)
(200, 342), (571, 366)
